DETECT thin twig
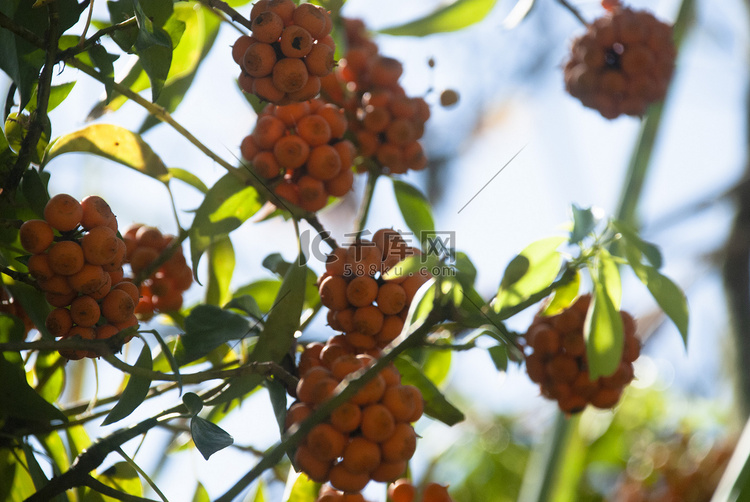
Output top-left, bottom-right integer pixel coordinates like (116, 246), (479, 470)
(198, 0), (253, 31)
(555, 0), (588, 26)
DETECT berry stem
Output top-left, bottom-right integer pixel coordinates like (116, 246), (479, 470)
(305, 215), (339, 250)
(0, 266), (36, 287)
(555, 0), (589, 26)
(354, 169), (380, 235)
(197, 0), (253, 31)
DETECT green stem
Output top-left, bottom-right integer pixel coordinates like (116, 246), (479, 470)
(355, 170), (380, 235)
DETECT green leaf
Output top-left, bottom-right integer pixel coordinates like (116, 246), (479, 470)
(34, 351), (65, 403)
(192, 482), (211, 502)
(233, 279), (282, 314)
(395, 355), (464, 426)
(584, 281), (624, 380)
(421, 346), (452, 386)
(190, 416), (234, 460)
(211, 253), (307, 404)
(88, 462), (143, 500)
(6, 281), (52, 339)
(175, 305), (255, 366)
(612, 220), (663, 269)
(25, 82), (76, 114)
(634, 264), (688, 347)
(378, 0), (499, 36)
(133, 1), (174, 101)
(182, 392), (204, 416)
(392, 179), (434, 244)
(188, 173), (263, 281)
(21, 167), (49, 218)
(569, 204), (599, 244)
(224, 295), (263, 320)
(283, 470), (319, 502)
(5, 112), (47, 163)
(151, 329), (182, 393)
(88, 45), (119, 102)
(265, 379), (289, 436)
(206, 236), (235, 306)
(597, 248), (622, 310)
(168, 167), (209, 193)
(42, 124), (170, 181)
(21, 442), (48, 491)
(488, 345), (508, 372)
(494, 236), (566, 313)
(102, 343), (153, 425)
(542, 269), (581, 316)
(502, 0), (536, 29)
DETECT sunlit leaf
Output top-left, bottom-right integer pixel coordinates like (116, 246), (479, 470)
(224, 295), (263, 320)
(392, 179), (434, 245)
(612, 219), (663, 268)
(42, 124), (170, 182)
(395, 355), (464, 426)
(378, 0), (499, 36)
(283, 469), (319, 502)
(191, 416), (234, 460)
(34, 351), (65, 403)
(188, 173), (263, 281)
(192, 482), (210, 502)
(168, 167), (209, 193)
(494, 236), (566, 313)
(206, 236), (235, 306)
(233, 279), (282, 313)
(21, 442), (48, 491)
(102, 343), (153, 425)
(25, 82), (76, 113)
(421, 348), (452, 386)
(584, 280), (623, 380)
(88, 462), (143, 500)
(597, 248), (621, 310)
(542, 269), (580, 316)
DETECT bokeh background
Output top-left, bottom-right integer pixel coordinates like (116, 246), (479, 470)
(3, 0), (750, 500)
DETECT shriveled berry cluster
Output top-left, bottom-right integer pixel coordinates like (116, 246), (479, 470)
(318, 229), (432, 350)
(524, 294), (640, 413)
(563, 6), (676, 119)
(289, 337), (423, 493)
(241, 98), (355, 212)
(20, 194), (138, 360)
(0, 287), (35, 336)
(320, 18), (430, 175)
(232, 0), (335, 104)
(122, 224), (192, 318)
(388, 478), (455, 502)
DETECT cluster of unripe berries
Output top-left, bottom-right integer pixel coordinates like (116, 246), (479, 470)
(19, 194), (138, 360)
(123, 224), (192, 318)
(523, 294), (640, 413)
(318, 229), (432, 350)
(320, 18), (430, 175)
(289, 337), (423, 493)
(232, 0), (335, 104)
(241, 98), (355, 212)
(563, 5), (677, 119)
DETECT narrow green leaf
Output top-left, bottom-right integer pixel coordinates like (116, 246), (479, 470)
(542, 269), (581, 316)
(89, 462), (143, 499)
(378, 0), (499, 36)
(206, 236), (235, 306)
(174, 305), (255, 366)
(395, 355), (464, 426)
(151, 328), (182, 393)
(252, 481), (267, 502)
(21, 167), (49, 218)
(168, 167), (209, 193)
(283, 469), (319, 502)
(102, 343), (153, 425)
(597, 248), (622, 310)
(42, 124), (170, 182)
(0, 352), (67, 425)
(392, 179), (435, 244)
(25, 82), (76, 113)
(190, 416), (234, 460)
(584, 281), (623, 380)
(494, 236), (566, 312)
(188, 173), (263, 281)
(265, 379), (289, 436)
(192, 482), (211, 502)
(21, 442), (48, 491)
(6, 282), (52, 339)
(612, 220), (663, 268)
(502, 0), (536, 29)
(488, 345), (508, 372)
(88, 44), (119, 102)
(38, 431), (70, 478)
(34, 351), (65, 403)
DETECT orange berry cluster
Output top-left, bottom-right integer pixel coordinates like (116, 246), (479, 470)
(389, 478), (454, 502)
(241, 97), (355, 212)
(318, 229), (432, 350)
(122, 224), (192, 318)
(523, 294), (640, 414)
(315, 484), (373, 502)
(232, 0), (335, 104)
(20, 194), (138, 360)
(320, 19), (430, 175)
(0, 287), (35, 336)
(563, 6), (676, 119)
(289, 337), (423, 493)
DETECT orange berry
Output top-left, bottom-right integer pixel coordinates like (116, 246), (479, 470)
(274, 101), (311, 126)
(48, 241), (85, 276)
(81, 226), (119, 266)
(306, 423), (347, 462)
(44, 291), (77, 308)
(325, 166), (354, 198)
(129, 246), (159, 276)
(345, 275), (378, 307)
(360, 403), (395, 443)
(297, 366), (333, 403)
(316, 105), (347, 138)
(272, 58), (309, 94)
(253, 76), (286, 103)
(376, 315), (404, 346)
(385, 119), (417, 147)
(330, 354), (363, 380)
(267, 0), (295, 24)
(253, 115), (287, 150)
(252, 151), (283, 179)
(287, 74), (321, 102)
(353, 306), (384, 336)
(528, 324), (560, 355)
(341, 436), (381, 474)
(44, 194), (82, 232)
(292, 3), (327, 38)
(232, 35), (254, 65)
(376, 282), (406, 315)
(273, 180), (300, 206)
(305, 43), (335, 77)
(240, 135), (261, 161)
(319, 275), (349, 311)
(80, 195), (114, 230)
(95, 323), (119, 340)
(345, 242), (381, 277)
(280, 25), (313, 58)
(380, 422), (417, 463)
(101, 288), (135, 324)
(273, 134), (310, 169)
(297, 115), (332, 147)
(294, 444), (331, 483)
(330, 402), (362, 433)
(371, 460), (407, 483)
(388, 479), (416, 502)
(381, 384), (418, 422)
(402, 141), (427, 171)
(307, 144), (342, 181)
(546, 354), (580, 383)
(65, 325), (97, 359)
(285, 401), (313, 431)
(328, 464), (370, 493)
(325, 247), (348, 276)
(45, 307), (73, 338)
(19, 219), (54, 254)
(70, 294), (101, 327)
(422, 482), (452, 502)
(297, 175), (329, 212)
(355, 130), (379, 157)
(333, 308), (355, 332)
(351, 373), (386, 406)
(251, 10), (284, 43)
(27, 253), (54, 280)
